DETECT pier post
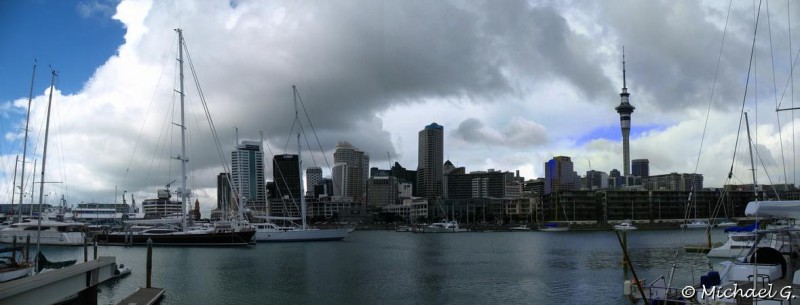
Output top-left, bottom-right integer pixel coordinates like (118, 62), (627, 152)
(83, 237), (88, 263)
(24, 235), (29, 262)
(621, 230), (628, 267)
(93, 239), (97, 260)
(12, 235), (16, 259)
(146, 238), (153, 288)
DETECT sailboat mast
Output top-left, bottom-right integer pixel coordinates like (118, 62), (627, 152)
(10, 155), (18, 217)
(19, 62), (36, 223)
(295, 86), (308, 230)
(177, 28), (188, 232)
(744, 112), (758, 198)
(36, 69), (57, 263)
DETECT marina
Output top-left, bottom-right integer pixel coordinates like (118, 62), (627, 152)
(7, 229), (725, 304)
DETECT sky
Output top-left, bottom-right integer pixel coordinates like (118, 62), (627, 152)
(1, 0), (800, 215)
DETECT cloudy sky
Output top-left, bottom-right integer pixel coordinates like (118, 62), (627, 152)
(1, 0), (799, 214)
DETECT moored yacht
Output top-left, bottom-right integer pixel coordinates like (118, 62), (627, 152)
(253, 222), (349, 242)
(423, 220), (468, 233)
(613, 220), (637, 231)
(679, 219), (709, 229)
(0, 217), (85, 246)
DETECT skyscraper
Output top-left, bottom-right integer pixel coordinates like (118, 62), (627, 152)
(615, 49), (635, 176)
(306, 166), (322, 196)
(333, 141), (369, 202)
(418, 123), (444, 200)
(544, 156), (576, 194)
(231, 140), (266, 205)
(216, 172), (231, 210)
(273, 154), (300, 200)
(631, 159), (649, 177)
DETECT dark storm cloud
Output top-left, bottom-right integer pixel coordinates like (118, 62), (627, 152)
(134, 0), (613, 168)
(453, 117), (548, 148)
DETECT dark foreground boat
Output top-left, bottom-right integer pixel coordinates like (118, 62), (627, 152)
(95, 226), (255, 246)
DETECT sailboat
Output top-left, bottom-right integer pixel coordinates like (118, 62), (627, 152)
(252, 86), (350, 242)
(422, 199), (467, 233)
(95, 29), (254, 246)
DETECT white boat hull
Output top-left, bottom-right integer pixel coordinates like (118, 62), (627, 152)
(0, 266), (33, 282)
(0, 231), (85, 246)
(539, 227), (569, 232)
(422, 227), (468, 233)
(255, 227), (350, 242)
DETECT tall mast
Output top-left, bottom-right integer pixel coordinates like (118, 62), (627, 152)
(294, 85), (307, 230)
(19, 62), (36, 223)
(176, 28), (188, 232)
(36, 69), (57, 266)
(10, 156), (18, 218)
(744, 112), (758, 197)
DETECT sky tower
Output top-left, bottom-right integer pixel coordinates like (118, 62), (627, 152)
(615, 48), (635, 176)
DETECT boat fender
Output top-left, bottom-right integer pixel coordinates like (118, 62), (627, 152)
(623, 280), (631, 296)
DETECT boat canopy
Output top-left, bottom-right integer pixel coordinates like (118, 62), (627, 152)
(744, 201), (800, 219)
(723, 222), (759, 233)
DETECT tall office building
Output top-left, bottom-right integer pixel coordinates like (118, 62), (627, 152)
(544, 156), (576, 194)
(231, 140), (266, 205)
(216, 173), (231, 210)
(631, 159), (649, 177)
(615, 49), (635, 176)
(306, 167), (322, 196)
(333, 141), (369, 202)
(332, 162), (348, 197)
(273, 154), (301, 200)
(418, 123), (444, 200)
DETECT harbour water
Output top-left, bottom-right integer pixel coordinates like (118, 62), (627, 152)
(41, 229), (727, 304)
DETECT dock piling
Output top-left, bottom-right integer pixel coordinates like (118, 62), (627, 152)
(93, 239), (97, 260)
(146, 238), (152, 288)
(83, 237), (88, 263)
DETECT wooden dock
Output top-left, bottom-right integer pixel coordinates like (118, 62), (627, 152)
(117, 287), (165, 305)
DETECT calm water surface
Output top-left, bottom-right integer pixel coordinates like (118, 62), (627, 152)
(39, 229), (727, 304)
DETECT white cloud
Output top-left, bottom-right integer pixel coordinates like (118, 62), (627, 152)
(2, 0), (800, 216)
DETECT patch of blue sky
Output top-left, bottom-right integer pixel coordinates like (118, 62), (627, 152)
(0, 1), (125, 103)
(575, 123), (667, 146)
(0, 1), (124, 155)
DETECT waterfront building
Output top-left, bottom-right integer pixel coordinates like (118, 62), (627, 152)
(615, 50), (635, 176)
(418, 123), (444, 201)
(585, 170), (609, 190)
(367, 176), (398, 206)
(642, 173), (702, 191)
(370, 167), (391, 178)
(231, 140), (266, 206)
(391, 162), (418, 196)
(445, 171), (506, 199)
(609, 169), (622, 188)
(524, 178), (545, 197)
(313, 178), (334, 198)
(273, 154), (301, 200)
(632, 159), (649, 177)
(333, 141), (369, 203)
(332, 162), (348, 197)
(381, 197), (429, 221)
(505, 182), (523, 198)
(306, 167), (323, 197)
(544, 156), (577, 194)
(141, 190), (182, 219)
(398, 182), (413, 198)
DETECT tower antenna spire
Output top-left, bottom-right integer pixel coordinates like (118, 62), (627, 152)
(622, 46), (627, 92)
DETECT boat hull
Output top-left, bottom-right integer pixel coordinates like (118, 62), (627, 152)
(95, 230), (255, 246)
(0, 266), (33, 282)
(0, 231), (85, 246)
(255, 228), (349, 242)
(538, 227), (569, 232)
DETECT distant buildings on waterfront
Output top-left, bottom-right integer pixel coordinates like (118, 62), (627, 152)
(197, 51), (785, 227)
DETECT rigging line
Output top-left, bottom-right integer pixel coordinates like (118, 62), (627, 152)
(790, 0), (795, 187)
(729, 1), (763, 185)
(123, 33), (176, 187)
(296, 88), (335, 175)
(283, 118), (298, 155)
(686, 0), (734, 224)
(296, 119), (319, 168)
(767, 0), (789, 193)
(695, 0), (733, 183)
(183, 43), (233, 181)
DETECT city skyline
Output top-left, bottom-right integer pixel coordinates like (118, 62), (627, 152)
(1, 1), (799, 215)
